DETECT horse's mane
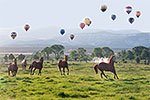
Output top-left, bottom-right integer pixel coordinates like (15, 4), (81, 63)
(107, 56), (113, 64)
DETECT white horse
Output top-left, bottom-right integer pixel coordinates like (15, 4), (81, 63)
(22, 57), (27, 70)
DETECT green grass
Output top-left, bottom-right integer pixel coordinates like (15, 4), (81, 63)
(0, 62), (150, 100)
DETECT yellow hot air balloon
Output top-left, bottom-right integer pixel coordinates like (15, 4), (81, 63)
(84, 18), (91, 26)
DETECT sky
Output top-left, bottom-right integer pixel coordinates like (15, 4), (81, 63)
(0, 0), (150, 32)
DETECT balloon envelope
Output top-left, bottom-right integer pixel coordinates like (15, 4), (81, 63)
(101, 5), (107, 12)
(70, 34), (74, 40)
(126, 6), (132, 14)
(111, 14), (116, 20)
(80, 23), (85, 29)
(129, 17), (134, 24)
(24, 24), (30, 31)
(60, 29), (65, 35)
(84, 18), (91, 26)
(11, 32), (17, 39)
(136, 11), (141, 18)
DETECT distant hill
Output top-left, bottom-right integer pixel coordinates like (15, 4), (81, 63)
(0, 27), (150, 48)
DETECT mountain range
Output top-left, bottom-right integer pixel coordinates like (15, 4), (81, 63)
(0, 26), (150, 48)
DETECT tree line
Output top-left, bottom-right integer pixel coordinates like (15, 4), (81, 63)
(4, 45), (150, 65)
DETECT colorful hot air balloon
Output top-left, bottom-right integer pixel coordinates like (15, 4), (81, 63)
(60, 29), (65, 35)
(111, 14), (116, 21)
(80, 23), (85, 29)
(24, 24), (30, 31)
(70, 34), (74, 40)
(101, 5), (107, 12)
(126, 6), (132, 14)
(11, 32), (17, 39)
(129, 17), (134, 24)
(136, 11), (141, 18)
(84, 18), (91, 26)
(87, 21), (92, 26)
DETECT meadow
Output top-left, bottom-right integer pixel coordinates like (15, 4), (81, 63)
(0, 61), (150, 100)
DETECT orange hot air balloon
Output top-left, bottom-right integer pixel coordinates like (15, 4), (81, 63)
(84, 18), (91, 26)
(24, 24), (30, 31)
(136, 11), (141, 18)
(70, 34), (74, 40)
(80, 23), (85, 29)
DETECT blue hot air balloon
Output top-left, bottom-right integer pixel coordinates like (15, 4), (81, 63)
(129, 17), (134, 24)
(111, 14), (116, 21)
(60, 29), (65, 35)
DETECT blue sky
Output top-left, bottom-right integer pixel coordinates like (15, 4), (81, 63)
(0, 0), (149, 32)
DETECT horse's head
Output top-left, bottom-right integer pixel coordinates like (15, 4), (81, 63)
(40, 57), (44, 62)
(93, 64), (98, 74)
(64, 55), (68, 61)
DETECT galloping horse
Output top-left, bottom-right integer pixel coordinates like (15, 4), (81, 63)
(22, 58), (27, 70)
(8, 58), (18, 76)
(29, 57), (44, 75)
(93, 55), (119, 79)
(58, 55), (69, 75)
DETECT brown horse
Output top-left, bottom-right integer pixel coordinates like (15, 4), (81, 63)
(22, 58), (27, 70)
(8, 58), (18, 76)
(93, 55), (119, 79)
(58, 55), (69, 75)
(29, 57), (44, 75)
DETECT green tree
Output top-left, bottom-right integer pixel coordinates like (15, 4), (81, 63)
(51, 44), (65, 60)
(141, 49), (149, 64)
(70, 50), (79, 61)
(125, 50), (134, 60)
(102, 47), (114, 58)
(77, 48), (87, 62)
(135, 56), (140, 64)
(132, 46), (148, 57)
(41, 47), (52, 61)
(9, 54), (15, 60)
(18, 54), (25, 61)
(91, 47), (103, 58)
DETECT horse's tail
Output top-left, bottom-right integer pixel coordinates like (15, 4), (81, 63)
(93, 64), (98, 74)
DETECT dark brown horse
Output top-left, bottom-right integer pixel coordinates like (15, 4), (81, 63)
(58, 55), (69, 75)
(8, 58), (18, 76)
(93, 55), (119, 79)
(22, 58), (27, 70)
(29, 57), (44, 75)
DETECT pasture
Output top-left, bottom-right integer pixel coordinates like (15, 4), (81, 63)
(0, 62), (150, 100)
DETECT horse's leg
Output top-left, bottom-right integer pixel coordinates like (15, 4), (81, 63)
(66, 66), (69, 75)
(59, 66), (62, 75)
(102, 71), (107, 78)
(63, 67), (65, 75)
(30, 68), (33, 75)
(114, 71), (119, 79)
(32, 68), (36, 75)
(38, 69), (42, 75)
(100, 72), (103, 78)
(8, 69), (10, 76)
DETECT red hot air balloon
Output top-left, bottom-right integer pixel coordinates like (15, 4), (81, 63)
(24, 24), (30, 31)
(70, 34), (74, 40)
(136, 11), (141, 18)
(80, 23), (85, 29)
(126, 6), (132, 14)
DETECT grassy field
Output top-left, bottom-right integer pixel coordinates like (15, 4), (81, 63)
(0, 62), (150, 100)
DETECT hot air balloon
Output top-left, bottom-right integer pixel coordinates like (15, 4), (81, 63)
(129, 17), (134, 24)
(60, 29), (65, 35)
(24, 24), (30, 31)
(126, 6), (132, 14)
(80, 23), (85, 29)
(87, 21), (92, 26)
(136, 11), (141, 18)
(70, 34), (74, 40)
(111, 14), (116, 21)
(84, 18), (91, 26)
(101, 5), (107, 12)
(11, 32), (17, 39)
